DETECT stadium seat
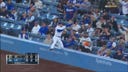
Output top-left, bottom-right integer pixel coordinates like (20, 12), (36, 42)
(0, 18), (14, 23)
(43, 0), (58, 6)
(110, 14), (128, 19)
(10, 24), (22, 36)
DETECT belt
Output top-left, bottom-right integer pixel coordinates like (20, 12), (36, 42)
(55, 36), (61, 38)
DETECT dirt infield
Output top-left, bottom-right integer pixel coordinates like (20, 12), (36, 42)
(0, 50), (94, 72)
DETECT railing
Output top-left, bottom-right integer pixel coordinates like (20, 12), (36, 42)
(0, 34), (128, 72)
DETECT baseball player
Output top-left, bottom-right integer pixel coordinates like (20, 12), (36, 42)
(50, 22), (66, 50)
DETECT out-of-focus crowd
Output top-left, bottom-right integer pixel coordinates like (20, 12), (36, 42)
(0, 0), (128, 62)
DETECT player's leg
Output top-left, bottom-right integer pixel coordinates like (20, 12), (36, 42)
(58, 38), (64, 49)
(50, 36), (58, 49)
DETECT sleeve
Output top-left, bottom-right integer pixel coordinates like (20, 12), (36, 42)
(57, 29), (64, 32)
(38, 28), (41, 33)
(28, 16), (35, 22)
(112, 42), (116, 48)
(119, 28), (125, 34)
(56, 26), (66, 32)
(119, 0), (125, 5)
(122, 26), (128, 31)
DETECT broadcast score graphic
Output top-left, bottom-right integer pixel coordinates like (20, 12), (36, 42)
(6, 53), (39, 65)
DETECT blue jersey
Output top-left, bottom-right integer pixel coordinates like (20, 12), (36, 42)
(6, 3), (14, 11)
(19, 33), (29, 39)
(54, 25), (66, 37)
(9, 13), (15, 20)
(84, 17), (91, 24)
(65, 6), (76, 20)
(39, 26), (48, 35)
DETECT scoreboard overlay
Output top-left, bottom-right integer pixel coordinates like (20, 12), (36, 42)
(6, 53), (39, 65)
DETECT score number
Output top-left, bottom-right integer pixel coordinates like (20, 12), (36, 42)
(6, 53), (39, 65)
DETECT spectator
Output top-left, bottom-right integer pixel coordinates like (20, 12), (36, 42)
(57, 2), (64, 13)
(96, 17), (105, 29)
(71, 21), (81, 31)
(93, 28), (102, 37)
(6, 0), (14, 11)
(27, 11), (35, 23)
(47, 26), (54, 36)
(105, 1), (118, 13)
(78, 23), (86, 33)
(97, 27), (111, 47)
(49, 15), (59, 27)
(99, 0), (107, 10)
(100, 27), (111, 40)
(102, 11), (110, 20)
(38, 22), (49, 37)
(82, 0), (91, 11)
(110, 16), (118, 32)
(34, 0), (43, 9)
(103, 49), (111, 58)
(97, 45), (107, 56)
(63, 35), (77, 49)
(64, 2), (76, 21)
(86, 24), (94, 37)
(20, 12), (27, 22)
(116, 41), (125, 54)
(113, 49), (124, 60)
(90, 12), (97, 23)
(119, 0), (128, 16)
(26, 11), (35, 32)
(105, 1), (112, 8)
(29, 5), (40, 17)
(118, 37), (125, 47)
(110, 1), (118, 13)
(62, 30), (69, 40)
(83, 14), (91, 26)
(43, 34), (52, 45)
(31, 21), (40, 34)
(0, 6), (9, 18)
(76, 0), (91, 15)
(79, 33), (92, 53)
(92, 9), (100, 21)
(106, 37), (117, 50)
(101, 20), (108, 28)
(0, 0), (6, 8)
(27, 1), (40, 17)
(26, 2), (35, 13)
(19, 28), (29, 39)
(8, 8), (17, 20)
(118, 25), (128, 42)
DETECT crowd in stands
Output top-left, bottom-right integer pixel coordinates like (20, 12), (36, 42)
(0, 0), (128, 62)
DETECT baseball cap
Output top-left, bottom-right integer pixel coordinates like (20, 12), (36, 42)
(52, 15), (58, 19)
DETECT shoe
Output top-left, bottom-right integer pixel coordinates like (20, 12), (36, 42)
(49, 48), (54, 51)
